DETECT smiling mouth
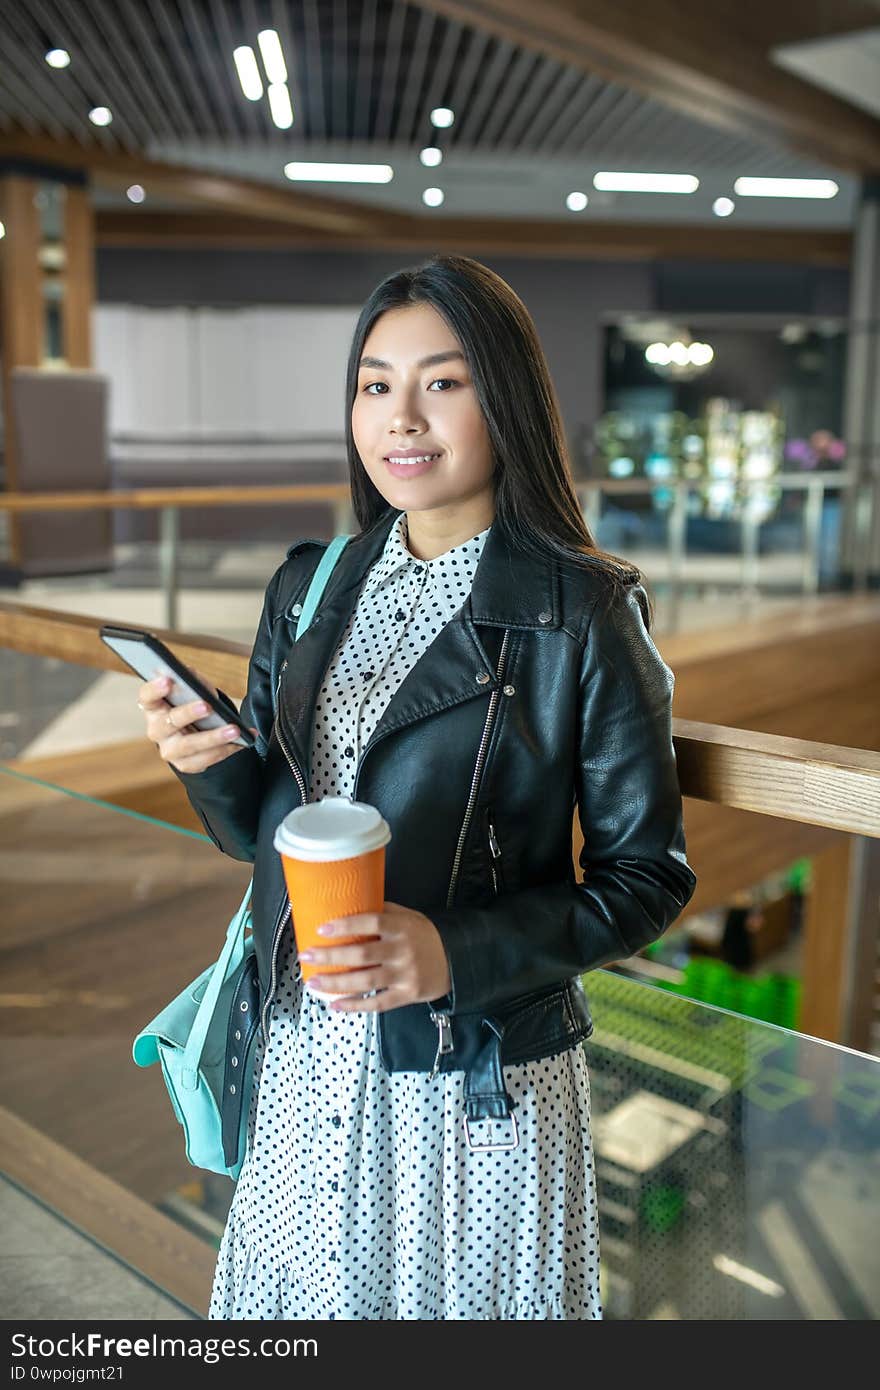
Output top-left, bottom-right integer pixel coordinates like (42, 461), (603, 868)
(384, 452), (442, 465)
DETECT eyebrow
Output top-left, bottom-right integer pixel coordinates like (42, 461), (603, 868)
(358, 350), (466, 370)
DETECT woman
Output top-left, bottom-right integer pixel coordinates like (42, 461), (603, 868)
(137, 255), (696, 1320)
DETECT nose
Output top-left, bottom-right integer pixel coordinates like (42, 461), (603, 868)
(388, 389), (427, 436)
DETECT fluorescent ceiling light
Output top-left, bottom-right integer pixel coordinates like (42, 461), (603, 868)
(268, 83), (293, 129)
(566, 191), (588, 211)
(284, 162), (393, 183)
(420, 147), (442, 167)
(126, 184), (145, 204)
(257, 29), (287, 85)
(422, 187), (444, 207)
(734, 177), (838, 199)
(430, 107), (454, 128)
(233, 46), (263, 101)
(594, 171), (699, 193)
(45, 49), (70, 69)
(713, 196), (735, 217)
(88, 106), (112, 126)
(0, 222), (5, 240)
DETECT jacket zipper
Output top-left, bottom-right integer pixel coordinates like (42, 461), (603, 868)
(429, 628), (511, 1074)
(261, 658), (307, 1040)
(488, 816), (502, 895)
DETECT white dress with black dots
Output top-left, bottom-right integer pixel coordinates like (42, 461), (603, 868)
(209, 512), (602, 1321)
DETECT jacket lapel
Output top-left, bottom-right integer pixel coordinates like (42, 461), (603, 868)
(278, 507), (558, 789)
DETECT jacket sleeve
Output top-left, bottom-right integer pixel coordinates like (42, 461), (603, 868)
(428, 581), (697, 1015)
(169, 561), (287, 863)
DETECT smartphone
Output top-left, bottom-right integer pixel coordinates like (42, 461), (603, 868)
(99, 624), (256, 749)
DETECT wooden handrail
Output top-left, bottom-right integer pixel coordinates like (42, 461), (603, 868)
(2, 601), (878, 839)
(0, 483), (352, 511)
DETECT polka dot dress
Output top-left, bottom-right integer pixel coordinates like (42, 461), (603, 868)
(209, 512), (602, 1321)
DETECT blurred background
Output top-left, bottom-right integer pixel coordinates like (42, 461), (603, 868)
(0, 0), (878, 1323)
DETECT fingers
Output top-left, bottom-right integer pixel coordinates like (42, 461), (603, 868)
(136, 674), (255, 774)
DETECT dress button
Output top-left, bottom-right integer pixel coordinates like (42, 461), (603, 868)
(330, 1179), (339, 1192)
(363, 670), (375, 680)
(329, 1251), (337, 1262)
(394, 608), (407, 622)
(331, 1114), (342, 1128)
(344, 745), (355, 758)
(538, 610), (552, 624)
(329, 1312), (336, 1319)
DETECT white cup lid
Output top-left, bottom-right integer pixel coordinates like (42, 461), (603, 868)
(273, 796), (391, 862)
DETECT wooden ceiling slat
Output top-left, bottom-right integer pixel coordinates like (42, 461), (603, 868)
(443, 26), (491, 151)
(455, 38), (517, 145)
(411, 16), (463, 150)
(0, 1), (110, 147)
(86, 0), (179, 144)
(393, 6), (435, 145)
(565, 85), (642, 154)
(115, 0), (199, 140)
(532, 71), (602, 153)
(177, 0), (240, 139)
(302, 0), (329, 140)
(499, 54), (566, 151)
(372, 0), (407, 144)
(44, 0), (151, 151)
(480, 48), (541, 148)
(145, 0), (223, 140)
(209, 0), (262, 140)
(330, 0), (350, 140)
(353, 0), (379, 140)
(521, 64), (585, 152)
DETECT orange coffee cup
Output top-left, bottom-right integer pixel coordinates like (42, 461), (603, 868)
(273, 797), (392, 998)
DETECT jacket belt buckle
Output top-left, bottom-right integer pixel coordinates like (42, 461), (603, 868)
(463, 1111), (519, 1153)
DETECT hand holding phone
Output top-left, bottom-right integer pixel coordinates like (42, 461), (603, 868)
(99, 624), (258, 774)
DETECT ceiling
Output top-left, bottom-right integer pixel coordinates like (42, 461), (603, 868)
(0, 0), (870, 228)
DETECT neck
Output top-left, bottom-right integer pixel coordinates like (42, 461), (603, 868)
(403, 497), (496, 561)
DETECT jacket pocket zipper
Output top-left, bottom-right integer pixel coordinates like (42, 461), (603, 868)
(488, 815), (503, 895)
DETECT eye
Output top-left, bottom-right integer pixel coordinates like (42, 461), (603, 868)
(363, 381), (389, 394)
(428, 378), (458, 391)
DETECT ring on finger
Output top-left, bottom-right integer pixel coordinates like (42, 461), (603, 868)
(165, 711), (174, 729)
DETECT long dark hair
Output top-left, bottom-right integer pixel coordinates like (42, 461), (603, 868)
(344, 254), (647, 615)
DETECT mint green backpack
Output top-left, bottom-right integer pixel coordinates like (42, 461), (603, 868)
(132, 533), (351, 1179)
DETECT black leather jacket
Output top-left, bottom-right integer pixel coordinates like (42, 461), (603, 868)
(174, 507), (696, 1150)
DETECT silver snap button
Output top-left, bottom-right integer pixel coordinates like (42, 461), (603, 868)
(476, 672), (491, 685)
(229, 1084), (236, 1095)
(538, 611), (552, 624)
(290, 603), (303, 617)
(234, 1029), (241, 1041)
(239, 1001), (248, 1012)
(503, 684), (515, 696)
(231, 1056), (239, 1068)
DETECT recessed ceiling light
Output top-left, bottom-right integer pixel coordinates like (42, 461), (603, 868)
(430, 107), (454, 128)
(0, 221), (5, 240)
(420, 147), (442, 167)
(713, 197), (735, 217)
(233, 46), (263, 101)
(268, 83), (293, 129)
(284, 162), (394, 184)
(126, 184), (145, 204)
(734, 177), (838, 199)
(257, 29), (287, 85)
(45, 49), (70, 69)
(88, 106), (112, 126)
(566, 191), (588, 212)
(422, 187), (444, 207)
(594, 171), (699, 193)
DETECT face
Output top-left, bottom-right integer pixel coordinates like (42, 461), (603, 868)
(351, 302), (496, 526)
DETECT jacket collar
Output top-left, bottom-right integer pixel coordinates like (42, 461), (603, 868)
(278, 507), (560, 788)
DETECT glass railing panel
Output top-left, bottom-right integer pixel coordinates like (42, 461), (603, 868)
(1, 765), (877, 1320)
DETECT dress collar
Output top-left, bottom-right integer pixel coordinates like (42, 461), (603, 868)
(362, 511), (492, 595)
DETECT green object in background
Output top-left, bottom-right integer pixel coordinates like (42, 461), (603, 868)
(667, 956), (801, 1030)
(785, 857), (812, 894)
(642, 1185), (685, 1233)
